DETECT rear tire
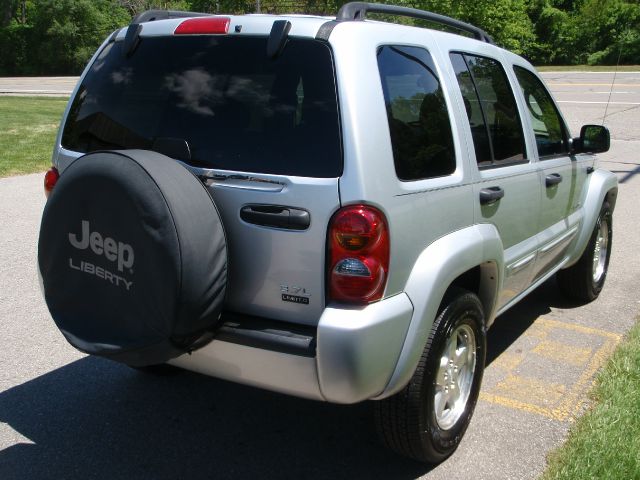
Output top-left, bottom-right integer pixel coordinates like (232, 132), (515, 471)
(374, 289), (486, 463)
(557, 201), (612, 302)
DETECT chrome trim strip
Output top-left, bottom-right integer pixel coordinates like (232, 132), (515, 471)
(506, 253), (536, 276)
(177, 161), (285, 192)
(540, 226), (579, 254)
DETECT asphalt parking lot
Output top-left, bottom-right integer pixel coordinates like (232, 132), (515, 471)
(0, 72), (639, 480)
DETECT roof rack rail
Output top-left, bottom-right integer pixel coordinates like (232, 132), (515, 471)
(336, 2), (494, 44)
(131, 9), (210, 25)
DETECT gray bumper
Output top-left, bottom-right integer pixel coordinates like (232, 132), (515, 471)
(170, 293), (414, 403)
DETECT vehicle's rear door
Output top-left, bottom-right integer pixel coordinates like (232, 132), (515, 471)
(58, 33), (343, 325)
(449, 52), (541, 309)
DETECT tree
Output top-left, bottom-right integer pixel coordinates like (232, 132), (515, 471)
(117, 1), (191, 16)
(575, 0), (640, 65)
(1, 0), (17, 27)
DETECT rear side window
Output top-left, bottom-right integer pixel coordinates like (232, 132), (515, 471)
(450, 53), (526, 167)
(513, 66), (568, 158)
(377, 45), (456, 181)
(62, 36), (342, 178)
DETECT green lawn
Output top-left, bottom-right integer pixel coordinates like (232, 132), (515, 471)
(542, 318), (640, 479)
(0, 96), (68, 177)
(536, 65), (640, 72)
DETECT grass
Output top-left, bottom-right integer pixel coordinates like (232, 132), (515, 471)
(542, 318), (640, 480)
(0, 96), (68, 177)
(536, 65), (640, 72)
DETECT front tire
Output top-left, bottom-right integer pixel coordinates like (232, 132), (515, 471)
(557, 201), (612, 302)
(374, 289), (486, 463)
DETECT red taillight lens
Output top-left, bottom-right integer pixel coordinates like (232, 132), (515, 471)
(44, 166), (59, 198)
(175, 17), (230, 35)
(328, 205), (390, 304)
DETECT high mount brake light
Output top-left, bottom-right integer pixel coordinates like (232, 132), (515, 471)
(174, 17), (230, 35)
(44, 166), (59, 198)
(328, 205), (390, 304)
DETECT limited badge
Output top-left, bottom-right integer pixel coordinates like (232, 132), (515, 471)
(280, 284), (311, 305)
(282, 294), (310, 304)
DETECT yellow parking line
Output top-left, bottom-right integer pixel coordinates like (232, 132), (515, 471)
(533, 340), (592, 366)
(492, 351), (525, 371)
(552, 336), (620, 421)
(536, 317), (622, 340)
(480, 318), (622, 421)
(493, 374), (567, 406)
(480, 392), (560, 420)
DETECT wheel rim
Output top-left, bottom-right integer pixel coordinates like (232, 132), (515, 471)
(434, 324), (477, 430)
(592, 218), (609, 283)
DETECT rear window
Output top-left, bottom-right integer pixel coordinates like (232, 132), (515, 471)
(377, 45), (456, 181)
(62, 35), (342, 178)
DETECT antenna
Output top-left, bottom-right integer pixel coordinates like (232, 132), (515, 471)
(601, 46), (623, 125)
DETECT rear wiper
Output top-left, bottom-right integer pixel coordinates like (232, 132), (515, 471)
(152, 137), (192, 161)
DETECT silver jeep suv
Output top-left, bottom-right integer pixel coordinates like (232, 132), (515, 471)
(38, 2), (617, 463)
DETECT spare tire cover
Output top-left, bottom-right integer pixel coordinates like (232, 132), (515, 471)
(38, 150), (227, 366)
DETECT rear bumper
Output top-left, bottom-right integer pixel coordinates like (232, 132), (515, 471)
(169, 293), (414, 403)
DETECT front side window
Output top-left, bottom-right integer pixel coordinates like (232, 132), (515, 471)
(514, 66), (568, 158)
(450, 53), (526, 167)
(377, 45), (456, 181)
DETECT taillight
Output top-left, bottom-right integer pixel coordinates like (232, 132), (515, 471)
(174, 17), (230, 35)
(328, 205), (390, 304)
(44, 166), (59, 198)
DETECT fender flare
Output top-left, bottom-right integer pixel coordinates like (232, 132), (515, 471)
(565, 168), (618, 267)
(375, 224), (504, 399)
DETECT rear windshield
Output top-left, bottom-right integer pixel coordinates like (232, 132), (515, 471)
(62, 35), (342, 178)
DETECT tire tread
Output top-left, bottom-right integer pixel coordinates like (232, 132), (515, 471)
(557, 201), (611, 303)
(374, 288), (484, 463)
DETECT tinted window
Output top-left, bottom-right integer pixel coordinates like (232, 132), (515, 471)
(62, 36), (341, 178)
(451, 53), (526, 167)
(450, 53), (492, 165)
(377, 45), (456, 181)
(514, 66), (568, 158)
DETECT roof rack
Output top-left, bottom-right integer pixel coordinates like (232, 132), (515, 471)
(131, 9), (210, 24)
(336, 2), (494, 44)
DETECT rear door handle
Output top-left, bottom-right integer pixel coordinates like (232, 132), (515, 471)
(240, 205), (310, 230)
(545, 173), (563, 187)
(479, 186), (504, 205)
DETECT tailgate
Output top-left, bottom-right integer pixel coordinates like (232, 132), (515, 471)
(189, 171), (339, 324)
(58, 27), (343, 326)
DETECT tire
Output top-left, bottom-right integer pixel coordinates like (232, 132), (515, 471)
(557, 201), (612, 303)
(374, 288), (486, 463)
(38, 150), (227, 367)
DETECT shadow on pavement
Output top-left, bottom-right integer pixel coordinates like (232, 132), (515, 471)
(0, 357), (428, 480)
(486, 277), (581, 366)
(0, 277), (579, 480)
(610, 165), (640, 183)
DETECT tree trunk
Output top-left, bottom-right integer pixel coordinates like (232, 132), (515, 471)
(1, 0), (16, 28)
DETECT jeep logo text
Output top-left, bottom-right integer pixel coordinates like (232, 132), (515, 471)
(69, 220), (134, 272)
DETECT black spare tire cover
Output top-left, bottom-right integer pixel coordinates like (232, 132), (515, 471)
(38, 150), (227, 366)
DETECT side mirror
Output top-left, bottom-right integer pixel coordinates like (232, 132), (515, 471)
(573, 125), (610, 154)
